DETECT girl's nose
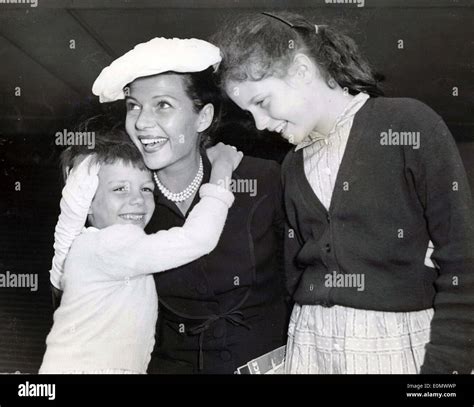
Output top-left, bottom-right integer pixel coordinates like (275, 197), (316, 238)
(135, 108), (155, 130)
(252, 111), (269, 131)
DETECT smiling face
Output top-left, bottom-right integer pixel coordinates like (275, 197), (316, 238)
(125, 73), (212, 172)
(225, 76), (317, 145)
(88, 160), (155, 229)
(224, 56), (331, 145)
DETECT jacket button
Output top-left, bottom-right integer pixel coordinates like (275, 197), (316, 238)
(213, 326), (224, 338)
(325, 243), (331, 253)
(326, 214), (331, 223)
(220, 351), (232, 361)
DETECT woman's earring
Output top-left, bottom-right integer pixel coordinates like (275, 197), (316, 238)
(328, 78), (337, 88)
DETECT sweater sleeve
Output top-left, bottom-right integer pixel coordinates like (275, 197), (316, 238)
(281, 152), (306, 299)
(268, 161), (294, 305)
(415, 117), (474, 374)
(96, 183), (234, 279)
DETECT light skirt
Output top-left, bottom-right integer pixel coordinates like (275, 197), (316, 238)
(285, 304), (434, 374)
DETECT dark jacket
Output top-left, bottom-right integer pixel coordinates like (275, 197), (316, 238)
(146, 151), (290, 374)
(282, 97), (474, 374)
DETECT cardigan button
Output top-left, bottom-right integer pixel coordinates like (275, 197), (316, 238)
(325, 243), (331, 253)
(326, 214), (331, 223)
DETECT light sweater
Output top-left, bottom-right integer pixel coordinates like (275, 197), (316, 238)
(39, 183), (234, 374)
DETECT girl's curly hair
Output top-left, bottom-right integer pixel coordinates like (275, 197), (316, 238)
(211, 11), (383, 97)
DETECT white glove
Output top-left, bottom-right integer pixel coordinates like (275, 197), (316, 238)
(49, 155), (101, 289)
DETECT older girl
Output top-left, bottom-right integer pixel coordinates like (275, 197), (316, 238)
(213, 12), (474, 374)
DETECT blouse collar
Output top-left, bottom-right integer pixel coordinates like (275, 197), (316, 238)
(294, 92), (370, 151)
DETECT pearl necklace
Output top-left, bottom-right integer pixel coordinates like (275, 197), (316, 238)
(153, 156), (203, 203)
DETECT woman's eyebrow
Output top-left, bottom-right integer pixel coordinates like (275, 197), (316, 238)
(125, 94), (179, 102)
(151, 94), (178, 101)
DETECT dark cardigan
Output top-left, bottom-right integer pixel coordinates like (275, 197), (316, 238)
(282, 97), (474, 374)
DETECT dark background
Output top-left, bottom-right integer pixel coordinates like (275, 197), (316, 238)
(0, 0), (473, 373)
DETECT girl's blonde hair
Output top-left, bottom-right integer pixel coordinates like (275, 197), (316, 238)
(212, 11), (383, 96)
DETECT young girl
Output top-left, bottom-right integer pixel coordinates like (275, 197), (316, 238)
(40, 131), (242, 373)
(212, 12), (474, 374)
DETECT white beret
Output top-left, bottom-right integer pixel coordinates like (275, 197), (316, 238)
(92, 37), (222, 103)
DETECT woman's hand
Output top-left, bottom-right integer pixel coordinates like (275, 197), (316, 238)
(207, 142), (243, 172)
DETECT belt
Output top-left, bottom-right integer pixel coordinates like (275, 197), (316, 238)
(188, 309), (250, 371)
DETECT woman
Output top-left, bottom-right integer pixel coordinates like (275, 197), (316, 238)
(91, 37), (290, 373)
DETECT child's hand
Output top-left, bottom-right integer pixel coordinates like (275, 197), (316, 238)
(63, 155), (101, 202)
(207, 142), (244, 172)
(206, 143), (243, 189)
(49, 155), (101, 289)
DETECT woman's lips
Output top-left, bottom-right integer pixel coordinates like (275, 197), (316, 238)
(138, 136), (169, 153)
